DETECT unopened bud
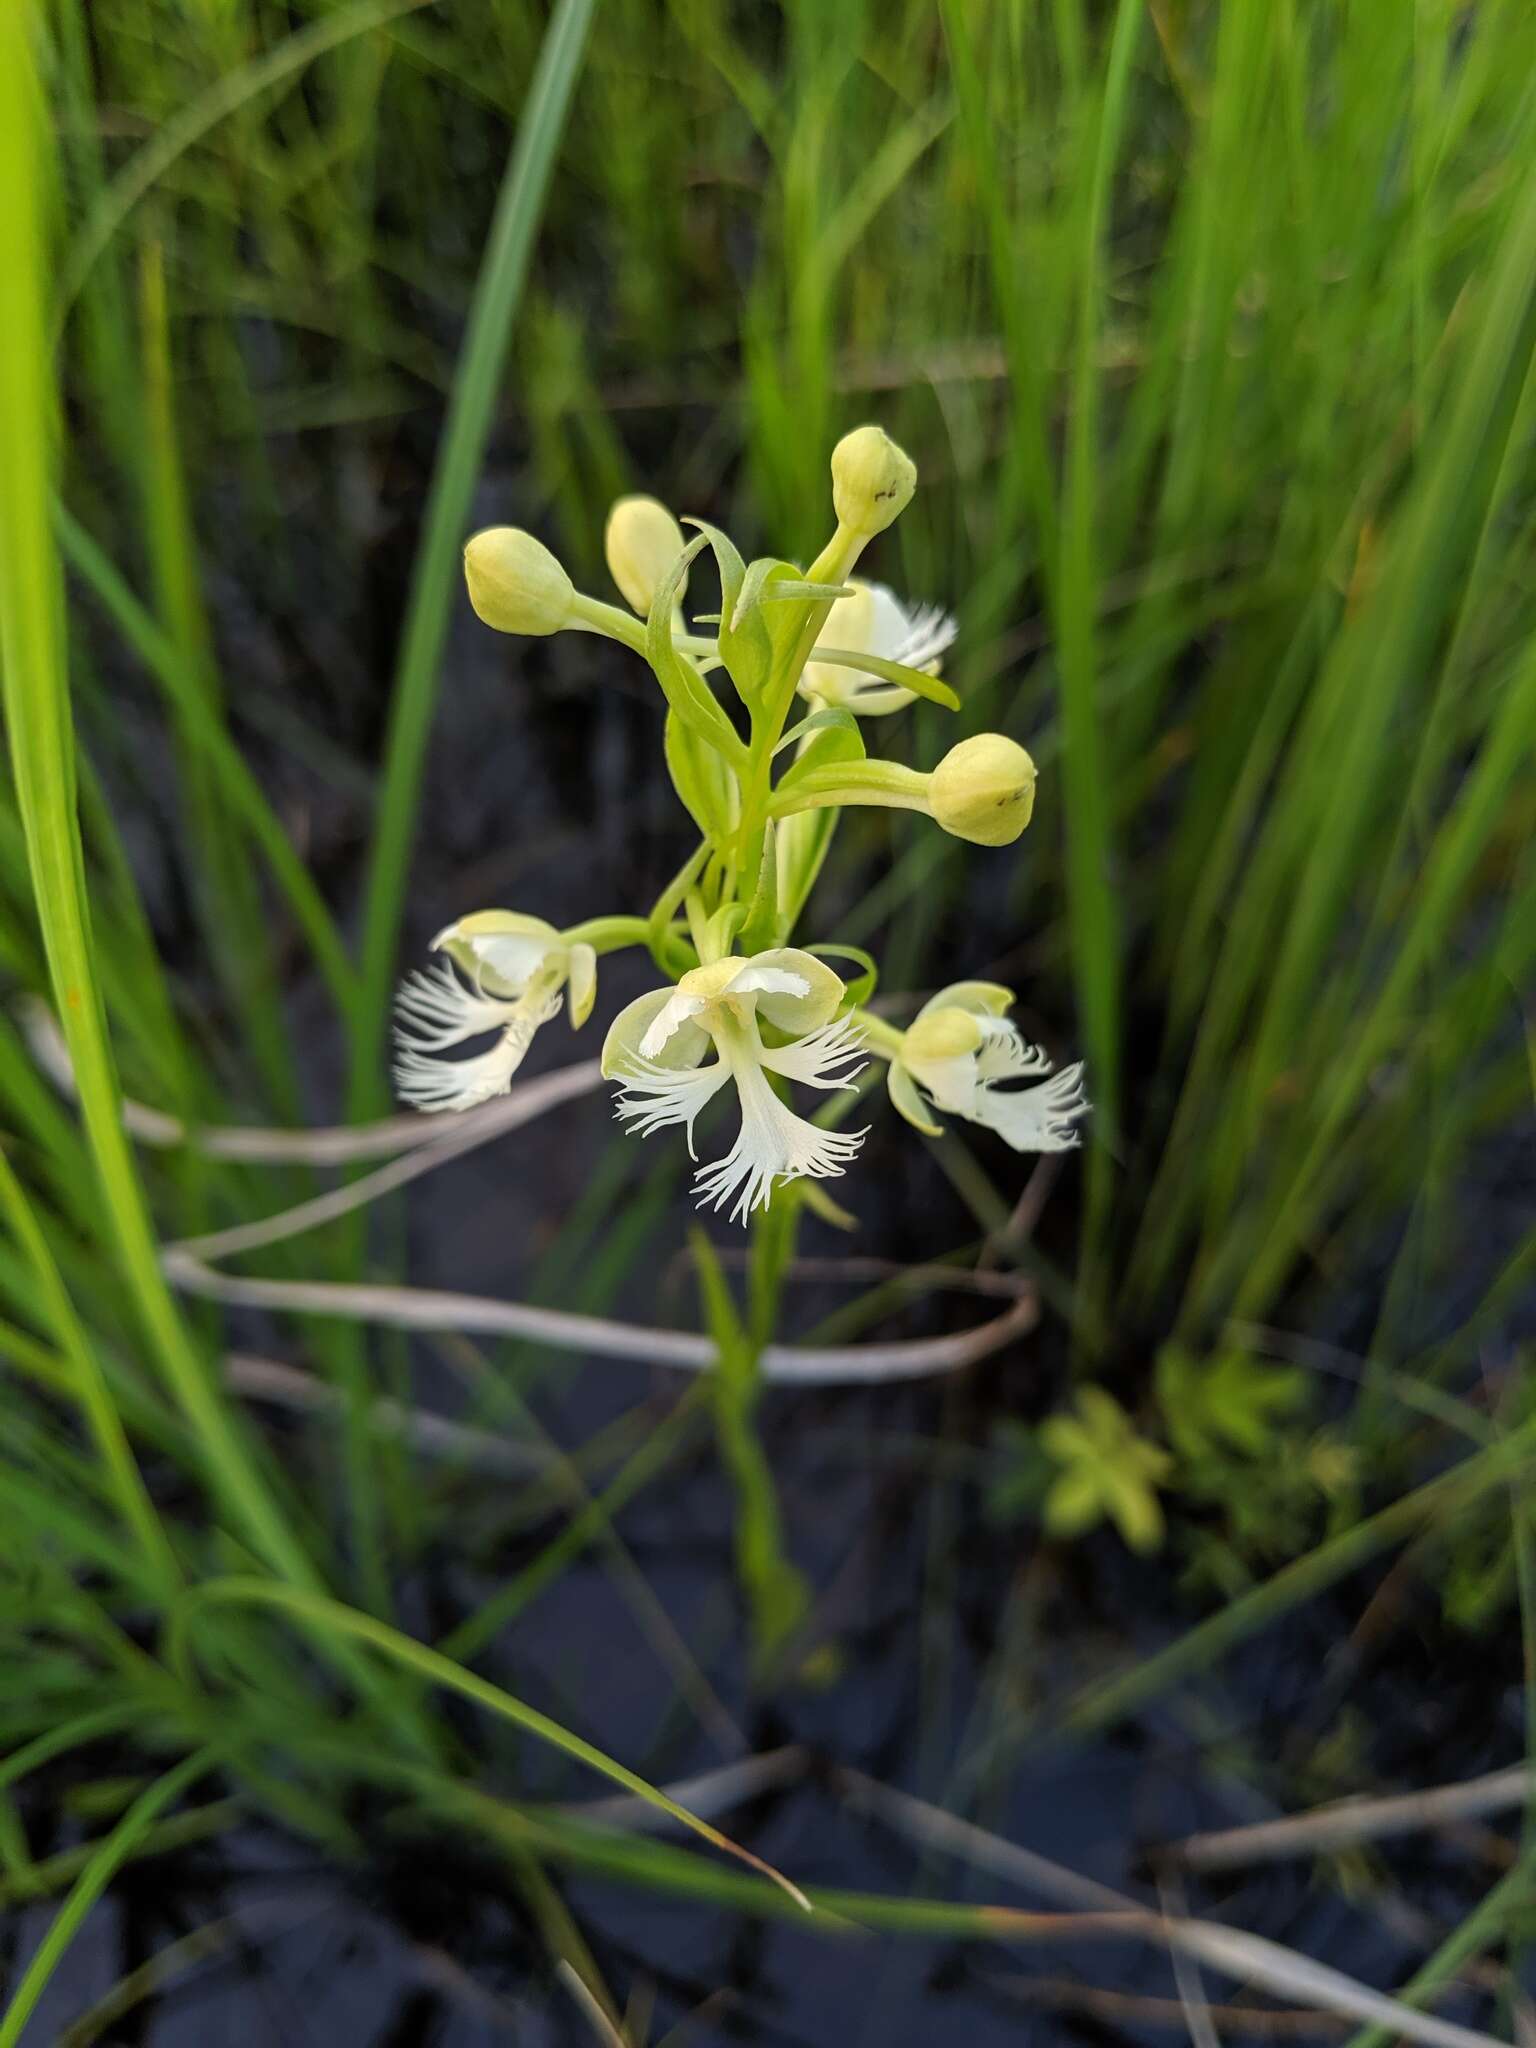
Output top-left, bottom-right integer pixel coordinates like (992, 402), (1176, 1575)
(830, 425), (916, 538)
(604, 495), (687, 617)
(463, 527), (573, 635)
(928, 734), (1037, 846)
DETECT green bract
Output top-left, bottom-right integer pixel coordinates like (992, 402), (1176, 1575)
(395, 427), (1089, 1218)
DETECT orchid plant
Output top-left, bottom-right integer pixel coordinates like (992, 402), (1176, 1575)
(395, 428), (1088, 1222)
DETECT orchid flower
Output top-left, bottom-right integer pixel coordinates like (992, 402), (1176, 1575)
(601, 949), (867, 1223)
(881, 981), (1089, 1151)
(397, 426), (1091, 1217)
(800, 580), (956, 717)
(395, 912), (596, 1112)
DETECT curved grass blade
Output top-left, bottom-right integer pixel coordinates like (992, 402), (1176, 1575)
(0, 1749), (218, 2047)
(169, 1578), (811, 1911)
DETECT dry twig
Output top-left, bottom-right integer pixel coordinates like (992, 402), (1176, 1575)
(1159, 1766), (1534, 1874)
(169, 1250), (1039, 1386)
(836, 1769), (1504, 2048)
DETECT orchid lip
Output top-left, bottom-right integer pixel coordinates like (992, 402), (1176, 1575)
(608, 991), (867, 1224)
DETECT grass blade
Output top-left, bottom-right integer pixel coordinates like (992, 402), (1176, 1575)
(349, 0), (596, 1114)
(0, 0), (314, 1590)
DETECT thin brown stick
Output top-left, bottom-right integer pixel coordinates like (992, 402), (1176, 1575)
(988, 1152), (1062, 1263)
(551, 1747), (809, 1834)
(166, 1061), (604, 1260)
(685, 1250), (1030, 1301)
(223, 1352), (551, 1477)
(1159, 1765), (1534, 1874)
(167, 1252), (1039, 1386)
(836, 1770), (1504, 2048)
(1162, 1870), (1224, 2048)
(986, 1975), (1347, 2038)
(21, 996), (567, 1164)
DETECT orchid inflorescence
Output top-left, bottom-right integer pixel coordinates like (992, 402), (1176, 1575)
(395, 427), (1088, 1223)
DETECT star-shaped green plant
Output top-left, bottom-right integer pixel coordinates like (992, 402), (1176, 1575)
(1155, 1344), (1308, 1465)
(1038, 1387), (1172, 1553)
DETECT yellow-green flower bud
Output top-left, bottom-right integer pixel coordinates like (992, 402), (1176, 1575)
(463, 527), (574, 635)
(830, 425), (917, 538)
(928, 733), (1037, 846)
(604, 495), (687, 617)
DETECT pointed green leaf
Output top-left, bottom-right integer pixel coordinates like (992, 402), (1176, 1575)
(645, 534), (749, 763)
(808, 644), (961, 712)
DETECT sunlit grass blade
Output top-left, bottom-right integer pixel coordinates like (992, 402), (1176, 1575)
(0, 1), (314, 1590)
(349, 0), (596, 1115)
(54, 505), (358, 1017)
(170, 1578), (811, 1910)
(54, 0), (438, 321)
(0, 1150), (178, 1600)
(1053, 0), (1142, 1328)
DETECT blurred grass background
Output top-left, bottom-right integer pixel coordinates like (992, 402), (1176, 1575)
(2, 0), (1535, 2037)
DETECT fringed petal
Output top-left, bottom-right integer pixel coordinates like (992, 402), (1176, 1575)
(610, 1054), (729, 1159)
(883, 599), (957, 673)
(904, 1051), (980, 1117)
(974, 1015), (1053, 1082)
(756, 1014), (865, 1090)
(394, 961), (520, 1051)
(393, 994), (559, 1112)
(692, 1055), (866, 1225)
(974, 1062), (1091, 1153)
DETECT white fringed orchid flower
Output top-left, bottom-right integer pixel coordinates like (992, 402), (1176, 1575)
(800, 580), (956, 717)
(399, 424), (1090, 1229)
(601, 950), (867, 1223)
(884, 982), (1088, 1150)
(395, 912), (596, 1112)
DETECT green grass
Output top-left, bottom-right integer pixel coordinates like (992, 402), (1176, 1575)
(2, 0), (1535, 2034)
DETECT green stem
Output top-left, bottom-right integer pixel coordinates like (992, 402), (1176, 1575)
(560, 915), (652, 954)
(849, 1009), (905, 1059)
(684, 891), (712, 959)
(720, 518), (865, 907)
(769, 761), (932, 820)
(569, 592), (648, 653)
